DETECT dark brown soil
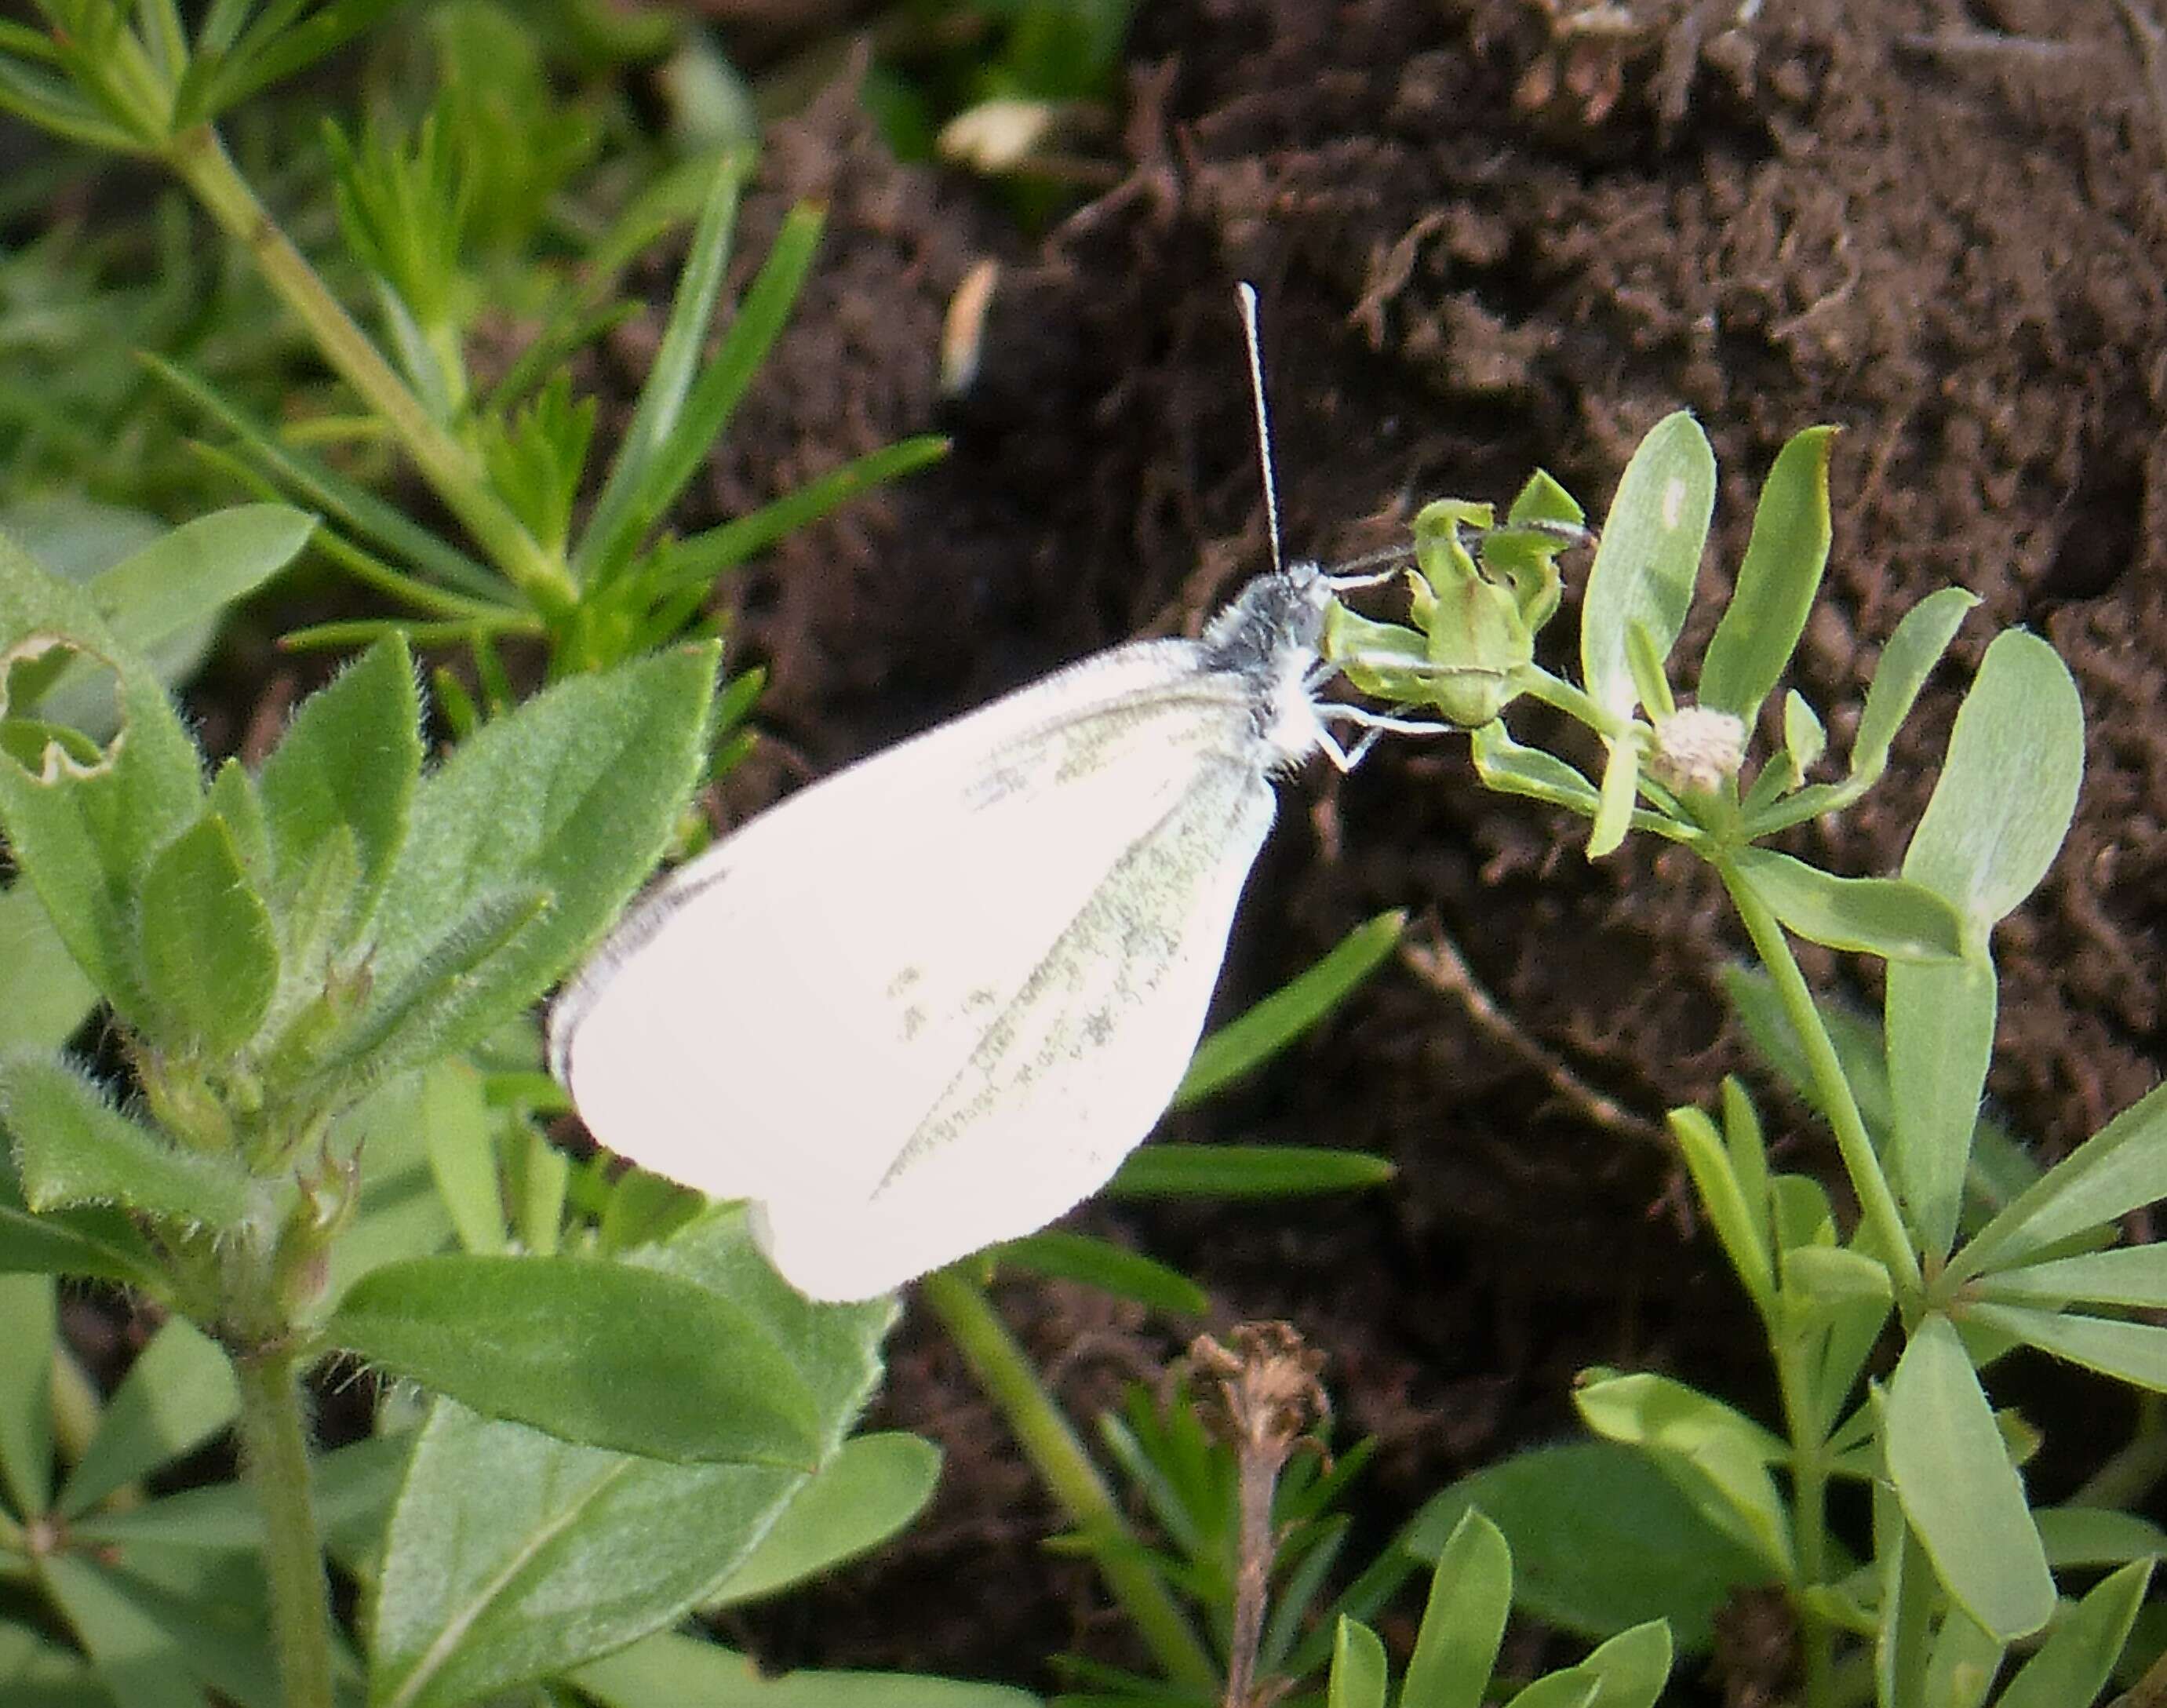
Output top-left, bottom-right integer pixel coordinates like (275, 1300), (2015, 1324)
(680, 2), (2167, 1699)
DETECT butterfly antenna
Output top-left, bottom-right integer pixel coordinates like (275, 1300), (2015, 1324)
(1236, 282), (1286, 578)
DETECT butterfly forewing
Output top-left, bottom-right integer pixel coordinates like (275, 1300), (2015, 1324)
(554, 636), (1273, 1237)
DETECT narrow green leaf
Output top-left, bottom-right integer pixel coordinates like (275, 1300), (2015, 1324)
(420, 1058), (505, 1255)
(1670, 1107), (1774, 1310)
(1579, 411), (1716, 719)
(1781, 690), (1826, 784)
(2034, 1504), (2167, 1568)
(1572, 1373), (1790, 1573)
(138, 355), (504, 602)
(1884, 1315), (2054, 1641)
(0, 1054), (249, 1227)
(324, 1252), (822, 1466)
(1470, 719), (1601, 812)
(1728, 849), (1965, 962)
(1951, 1080), (2167, 1282)
(1174, 912), (1405, 1105)
(38, 1554), (213, 1708)
(1965, 1301), (2167, 1393)
(1586, 735), (1639, 859)
(1105, 1144), (1394, 1199)
(1572, 1620), (1672, 1708)
(0, 1148), (160, 1289)
(1874, 1475), (1937, 1708)
(1887, 954), (1998, 1262)
(1401, 1510), (1511, 1708)
(990, 1231), (1207, 1316)
(1921, 1608), (2002, 1708)
(1781, 1244), (1892, 1314)
(137, 813), (279, 1054)
(1994, 1557), (2151, 1708)
(574, 158), (747, 583)
(705, 1432), (940, 1608)
(1852, 587), (1979, 786)
(87, 505), (313, 671)
(0, 1272), (54, 1514)
(0, 883), (99, 1054)
(1904, 628), (2085, 934)
(1699, 427), (1835, 725)
(256, 634), (418, 923)
(1328, 1617), (1388, 1708)
(59, 1319), (238, 1518)
(1623, 620), (1675, 721)
(1975, 1242), (2167, 1311)
(644, 435), (950, 599)
(568, 1630), (1041, 1707)
(1501, 1673), (1600, 1708)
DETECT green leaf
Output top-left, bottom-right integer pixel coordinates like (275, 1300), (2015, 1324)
(1588, 735), (1639, 859)
(137, 814), (279, 1054)
(0, 883), (98, 1055)
(1469, 719), (1601, 814)
(86, 505), (313, 677)
(1742, 586), (1978, 838)
(706, 1432), (939, 1607)
(1921, 1608), (2002, 1708)
(38, 1554), (213, 1708)
(2034, 1504), (2167, 1568)
(1502, 1673), (1600, 1708)
(1727, 849), (1965, 963)
(0, 1616), (104, 1703)
(0, 1272), (54, 1514)
(990, 1230), (1207, 1315)
(322, 1251), (822, 1466)
(574, 158), (748, 583)
(1669, 1105), (1773, 1311)
(354, 645), (716, 1071)
(1903, 628), (2085, 934)
(1401, 1509), (1511, 1708)
(1884, 1315), (2054, 1641)
(1571, 1371), (1791, 1573)
(1994, 1557), (2151, 1708)
(256, 634), (418, 923)
(1886, 955), (1998, 1262)
(317, 1065), (461, 1313)
(1950, 1081), (2167, 1282)
(1579, 411), (1716, 719)
(0, 555), (204, 1023)
(1699, 427), (1836, 726)
(0, 1054), (249, 1227)
(1572, 1620), (1673, 1708)
(370, 1211), (894, 1708)
(1328, 1617), (1388, 1708)
(0, 1147), (159, 1289)
(1105, 1143), (1394, 1199)
(59, 1319), (238, 1517)
(1965, 1301), (2167, 1393)
(1404, 1441), (1771, 1650)
(420, 1058), (506, 1255)
(1874, 1474), (1936, 1708)
(1976, 1242), (2167, 1311)
(1172, 912), (1405, 1106)
(568, 1631), (1042, 1707)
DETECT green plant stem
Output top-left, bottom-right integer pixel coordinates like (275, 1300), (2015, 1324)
(233, 1342), (334, 1708)
(1718, 860), (1924, 1299)
(920, 1270), (1219, 1695)
(161, 125), (574, 609)
(1771, 1331), (1835, 1708)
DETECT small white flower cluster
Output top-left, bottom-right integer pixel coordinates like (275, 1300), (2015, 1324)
(1648, 705), (1748, 794)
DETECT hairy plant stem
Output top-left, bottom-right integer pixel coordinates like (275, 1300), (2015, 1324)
(159, 125), (574, 609)
(1717, 860), (1923, 1301)
(234, 1339), (334, 1708)
(919, 1271), (1218, 1694)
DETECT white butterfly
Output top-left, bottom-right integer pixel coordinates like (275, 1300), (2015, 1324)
(548, 289), (1429, 1302)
